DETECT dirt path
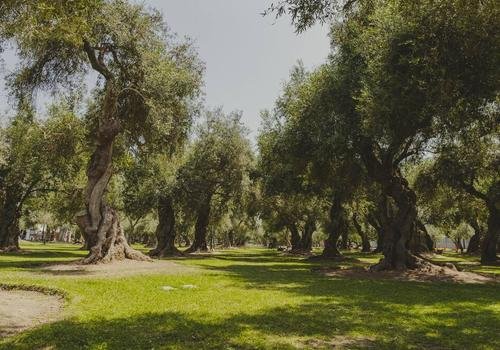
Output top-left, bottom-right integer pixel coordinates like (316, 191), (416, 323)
(37, 259), (195, 278)
(0, 290), (63, 338)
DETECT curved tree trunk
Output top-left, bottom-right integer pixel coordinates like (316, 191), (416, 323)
(481, 199), (499, 264)
(353, 214), (371, 253)
(185, 198), (211, 253)
(321, 199), (347, 258)
(75, 86), (149, 264)
(149, 196), (182, 257)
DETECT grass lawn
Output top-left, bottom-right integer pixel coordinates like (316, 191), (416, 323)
(0, 242), (499, 349)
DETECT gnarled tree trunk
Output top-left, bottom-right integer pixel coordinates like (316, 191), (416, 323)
(362, 142), (427, 271)
(75, 86), (149, 264)
(185, 197), (211, 253)
(321, 199), (347, 258)
(149, 196), (182, 257)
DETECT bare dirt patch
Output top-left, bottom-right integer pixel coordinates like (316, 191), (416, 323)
(0, 289), (63, 338)
(36, 259), (195, 278)
(317, 266), (497, 284)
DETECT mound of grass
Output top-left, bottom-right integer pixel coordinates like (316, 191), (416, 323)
(0, 243), (498, 349)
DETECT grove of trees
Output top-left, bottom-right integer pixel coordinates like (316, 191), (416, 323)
(0, 0), (498, 269)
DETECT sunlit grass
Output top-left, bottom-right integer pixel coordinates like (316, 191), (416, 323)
(0, 243), (498, 349)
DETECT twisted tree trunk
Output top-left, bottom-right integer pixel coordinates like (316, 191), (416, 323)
(75, 85), (149, 264)
(361, 142), (428, 271)
(149, 196), (182, 257)
(185, 197), (211, 253)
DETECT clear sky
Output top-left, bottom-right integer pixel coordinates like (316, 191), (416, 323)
(0, 0), (331, 140)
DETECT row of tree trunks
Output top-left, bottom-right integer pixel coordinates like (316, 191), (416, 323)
(321, 198), (348, 258)
(149, 196), (182, 257)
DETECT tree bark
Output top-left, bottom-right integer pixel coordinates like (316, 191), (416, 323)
(466, 218), (483, 254)
(353, 214), (371, 253)
(288, 223), (301, 252)
(481, 198), (499, 264)
(408, 219), (433, 254)
(75, 84), (149, 264)
(321, 199), (347, 258)
(300, 219), (315, 252)
(149, 196), (182, 257)
(361, 142), (425, 270)
(0, 193), (21, 252)
(185, 197), (211, 253)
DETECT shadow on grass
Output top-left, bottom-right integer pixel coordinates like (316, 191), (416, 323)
(0, 250), (85, 270)
(1, 295), (498, 350)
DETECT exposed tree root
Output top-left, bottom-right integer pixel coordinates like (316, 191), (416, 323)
(77, 206), (150, 265)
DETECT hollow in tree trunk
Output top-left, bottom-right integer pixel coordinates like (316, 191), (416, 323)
(149, 196), (182, 257)
(75, 87), (149, 264)
(353, 214), (371, 253)
(321, 199), (347, 258)
(185, 197), (211, 253)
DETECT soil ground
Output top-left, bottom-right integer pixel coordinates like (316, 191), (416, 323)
(0, 290), (63, 338)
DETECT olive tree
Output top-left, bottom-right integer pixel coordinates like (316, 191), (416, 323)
(0, 0), (203, 263)
(176, 109), (253, 253)
(0, 103), (84, 251)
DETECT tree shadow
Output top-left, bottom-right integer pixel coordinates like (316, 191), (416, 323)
(0, 250), (85, 270)
(1, 298), (498, 350)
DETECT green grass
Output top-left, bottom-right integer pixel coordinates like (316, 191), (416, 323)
(0, 243), (499, 349)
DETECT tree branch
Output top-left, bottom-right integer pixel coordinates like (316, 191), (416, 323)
(83, 40), (113, 80)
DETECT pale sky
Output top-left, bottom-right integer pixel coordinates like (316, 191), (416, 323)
(0, 0), (331, 140)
